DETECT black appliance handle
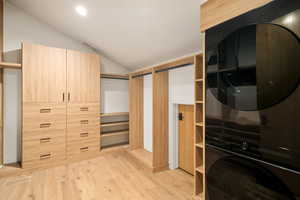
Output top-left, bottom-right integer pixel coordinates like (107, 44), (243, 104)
(207, 144), (300, 175)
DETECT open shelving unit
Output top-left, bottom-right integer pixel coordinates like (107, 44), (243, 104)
(100, 112), (130, 149)
(194, 54), (205, 199)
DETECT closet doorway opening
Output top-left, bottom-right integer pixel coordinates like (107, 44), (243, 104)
(178, 104), (195, 175)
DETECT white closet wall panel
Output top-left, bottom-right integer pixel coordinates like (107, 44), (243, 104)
(143, 74), (153, 152)
(3, 69), (22, 164)
(101, 79), (129, 113)
(169, 65), (194, 169)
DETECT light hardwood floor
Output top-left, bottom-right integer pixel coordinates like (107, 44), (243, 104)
(0, 149), (194, 200)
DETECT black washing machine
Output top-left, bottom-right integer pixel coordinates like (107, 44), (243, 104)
(205, 0), (300, 199)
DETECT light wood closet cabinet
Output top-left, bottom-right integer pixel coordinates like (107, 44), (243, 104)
(22, 43), (101, 168)
(66, 50), (100, 159)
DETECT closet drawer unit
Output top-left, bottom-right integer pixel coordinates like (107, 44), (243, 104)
(67, 128), (99, 143)
(67, 139), (100, 158)
(67, 115), (100, 129)
(23, 118), (66, 132)
(22, 132), (66, 169)
(23, 103), (66, 120)
(67, 103), (100, 116)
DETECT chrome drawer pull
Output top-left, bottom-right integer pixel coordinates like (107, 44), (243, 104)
(80, 107), (89, 111)
(80, 120), (89, 124)
(40, 138), (51, 143)
(40, 108), (51, 113)
(40, 123), (52, 128)
(80, 132), (89, 137)
(80, 147), (89, 152)
(40, 153), (51, 160)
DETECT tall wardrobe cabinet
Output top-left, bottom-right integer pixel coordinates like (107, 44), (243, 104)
(22, 43), (100, 169)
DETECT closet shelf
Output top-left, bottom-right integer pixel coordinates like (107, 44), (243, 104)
(195, 78), (203, 82)
(101, 121), (129, 127)
(196, 101), (204, 104)
(101, 73), (129, 80)
(196, 143), (204, 148)
(100, 112), (129, 117)
(101, 130), (129, 138)
(196, 166), (204, 174)
(101, 142), (129, 151)
(0, 62), (22, 69)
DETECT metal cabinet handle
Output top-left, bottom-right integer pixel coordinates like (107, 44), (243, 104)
(68, 93), (70, 102)
(80, 147), (89, 152)
(40, 137), (51, 143)
(63, 93), (65, 102)
(40, 123), (52, 128)
(40, 153), (51, 160)
(40, 108), (51, 113)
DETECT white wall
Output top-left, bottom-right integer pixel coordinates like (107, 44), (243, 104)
(3, 2), (129, 164)
(168, 65), (194, 169)
(143, 74), (153, 152)
(101, 79), (129, 113)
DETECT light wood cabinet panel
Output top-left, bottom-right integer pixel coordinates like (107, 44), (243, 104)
(22, 43), (67, 103)
(200, 0), (273, 31)
(67, 50), (100, 103)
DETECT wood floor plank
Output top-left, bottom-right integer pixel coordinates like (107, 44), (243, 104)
(0, 149), (193, 200)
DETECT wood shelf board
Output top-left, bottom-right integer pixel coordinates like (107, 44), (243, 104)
(101, 121), (129, 127)
(101, 130), (129, 138)
(196, 101), (204, 104)
(100, 112), (129, 117)
(195, 79), (203, 82)
(101, 73), (129, 80)
(0, 62), (21, 69)
(101, 142), (129, 151)
(195, 143), (204, 148)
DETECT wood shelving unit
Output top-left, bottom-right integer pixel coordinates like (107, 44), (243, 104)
(100, 112), (129, 150)
(194, 53), (205, 199)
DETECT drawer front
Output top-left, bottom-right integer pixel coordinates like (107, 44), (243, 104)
(23, 129), (66, 146)
(67, 115), (100, 129)
(67, 139), (99, 158)
(67, 128), (99, 143)
(23, 103), (66, 120)
(23, 119), (66, 132)
(67, 103), (100, 116)
(23, 132), (65, 161)
(22, 151), (66, 169)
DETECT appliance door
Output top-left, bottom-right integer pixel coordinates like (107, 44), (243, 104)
(206, 6), (300, 171)
(206, 145), (299, 200)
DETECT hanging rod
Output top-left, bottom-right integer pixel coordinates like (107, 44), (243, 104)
(131, 72), (152, 79)
(101, 73), (129, 80)
(155, 63), (193, 73)
(101, 77), (129, 80)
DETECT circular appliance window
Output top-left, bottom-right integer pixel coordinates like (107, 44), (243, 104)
(206, 24), (300, 111)
(207, 157), (294, 200)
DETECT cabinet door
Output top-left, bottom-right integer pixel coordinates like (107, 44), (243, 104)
(22, 43), (67, 103)
(67, 50), (100, 103)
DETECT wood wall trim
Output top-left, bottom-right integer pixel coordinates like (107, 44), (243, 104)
(129, 76), (144, 149)
(153, 56), (194, 72)
(101, 73), (129, 80)
(152, 70), (169, 172)
(200, 0), (273, 31)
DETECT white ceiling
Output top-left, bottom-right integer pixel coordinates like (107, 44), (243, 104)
(8, 0), (204, 70)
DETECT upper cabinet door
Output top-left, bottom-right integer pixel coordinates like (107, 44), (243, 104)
(67, 50), (100, 103)
(22, 43), (67, 103)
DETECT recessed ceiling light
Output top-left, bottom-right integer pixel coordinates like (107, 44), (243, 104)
(75, 5), (87, 17)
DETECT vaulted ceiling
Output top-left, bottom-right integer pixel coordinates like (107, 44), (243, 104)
(8, 0), (204, 70)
